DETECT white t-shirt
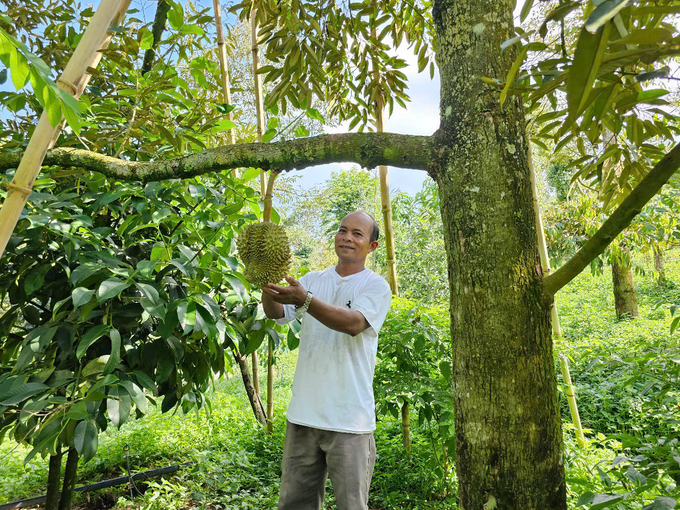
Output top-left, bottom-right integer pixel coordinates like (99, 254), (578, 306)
(276, 266), (392, 433)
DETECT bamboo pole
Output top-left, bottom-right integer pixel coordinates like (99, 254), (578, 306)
(560, 354), (587, 448)
(213, 0), (235, 146)
(371, 29), (398, 296)
(528, 144), (586, 447)
(263, 172), (277, 432)
(401, 400), (411, 459)
(249, 7), (268, 401)
(527, 144), (562, 336)
(0, 0), (131, 260)
(250, 9), (267, 196)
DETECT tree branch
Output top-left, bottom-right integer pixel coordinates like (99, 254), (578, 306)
(141, 0), (170, 76)
(544, 141), (680, 296)
(0, 133), (433, 182)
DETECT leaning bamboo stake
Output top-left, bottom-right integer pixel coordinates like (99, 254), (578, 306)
(213, 0), (235, 146)
(560, 354), (587, 448)
(527, 144), (562, 336)
(263, 172), (278, 433)
(0, 0), (131, 259)
(527, 144), (586, 447)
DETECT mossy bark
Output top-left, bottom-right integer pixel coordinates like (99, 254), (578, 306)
(432, 0), (565, 508)
(611, 259), (639, 319)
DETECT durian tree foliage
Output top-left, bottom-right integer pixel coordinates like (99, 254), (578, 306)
(2, 0), (680, 507)
(0, 2), (297, 507)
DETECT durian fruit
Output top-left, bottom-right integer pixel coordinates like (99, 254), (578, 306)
(236, 222), (292, 287)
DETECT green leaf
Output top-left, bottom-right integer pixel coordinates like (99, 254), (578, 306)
(136, 282), (160, 303)
(140, 29), (154, 50)
(167, 3), (184, 30)
(439, 360), (452, 380)
(120, 380), (147, 413)
(72, 287), (95, 309)
(0, 382), (48, 405)
(76, 325), (110, 359)
(74, 419), (98, 463)
(97, 278), (131, 303)
(520, 0), (534, 22)
(62, 98), (82, 135)
(44, 87), (62, 127)
(107, 387), (131, 428)
(225, 274), (248, 301)
(590, 493), (625, 509)
(177, 300), (197, 333)
(82, 356), (108, 377)
(567, 23), (612, 122)
(9, 48), (29, 89)
(295, 124), (309, 137)
(140, 297), (166, 321)
(642, 497), (677, 510)
(500, 45), (528, 107)
(612, 27), (674, 45)
(104, 329), (121, 375)
(262, 128), (277, 143)
(306, 108), (325, 122)
(287, 328), (300, 350)
(133, 371), (157, 392)
(576, 492), (594, 507)
(584, 0), (627, 33)
(240, 167), (260, 182)
(216, 103), (235, 114)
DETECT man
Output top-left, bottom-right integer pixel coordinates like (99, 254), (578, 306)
(261, 210), (392, 510)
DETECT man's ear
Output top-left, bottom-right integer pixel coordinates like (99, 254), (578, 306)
(368, 241), (379, 253)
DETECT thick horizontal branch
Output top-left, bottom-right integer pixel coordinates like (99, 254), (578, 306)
(0, 133), (433, 182)
(544, 141), (680, 296)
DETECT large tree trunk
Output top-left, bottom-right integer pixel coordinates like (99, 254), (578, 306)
(433, 0), (565, 508)
(611, 259), (639, 319)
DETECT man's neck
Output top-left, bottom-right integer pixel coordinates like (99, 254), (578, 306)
(335, 261), (366, 277)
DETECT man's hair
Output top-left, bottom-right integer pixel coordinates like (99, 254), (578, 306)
(360, 211), (380, 243)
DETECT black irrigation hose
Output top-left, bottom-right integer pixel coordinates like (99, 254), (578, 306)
(0, 463), (190, 510)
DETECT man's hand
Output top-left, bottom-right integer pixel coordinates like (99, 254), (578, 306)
(261, 276), (307, 307)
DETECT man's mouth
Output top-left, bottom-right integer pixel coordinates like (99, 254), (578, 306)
(339, 245), (354, 250)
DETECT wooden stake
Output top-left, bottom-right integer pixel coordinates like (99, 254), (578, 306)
(560, 354), (587, 448)
(213, 0), (235, 146)
(0, 0), (131, 259)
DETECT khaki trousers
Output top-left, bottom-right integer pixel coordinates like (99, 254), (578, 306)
(278, 421), (376, 510)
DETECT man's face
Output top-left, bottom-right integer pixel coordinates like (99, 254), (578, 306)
(334, 212), (378, 263)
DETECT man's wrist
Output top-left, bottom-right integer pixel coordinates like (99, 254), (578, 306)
(295, 290), (308, 308)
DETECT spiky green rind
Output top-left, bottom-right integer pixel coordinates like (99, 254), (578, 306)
(237, 222), (292, 287)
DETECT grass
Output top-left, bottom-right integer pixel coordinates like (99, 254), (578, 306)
(1, 250), (679, 509)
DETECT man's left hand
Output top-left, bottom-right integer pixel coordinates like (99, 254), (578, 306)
(261, 276), (307, 306)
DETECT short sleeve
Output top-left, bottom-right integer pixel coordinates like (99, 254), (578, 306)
(351, 276), (392, 334)
(274, 273), (311, 326)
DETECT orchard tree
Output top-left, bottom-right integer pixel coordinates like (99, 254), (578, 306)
(2, 0), (680, 509)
